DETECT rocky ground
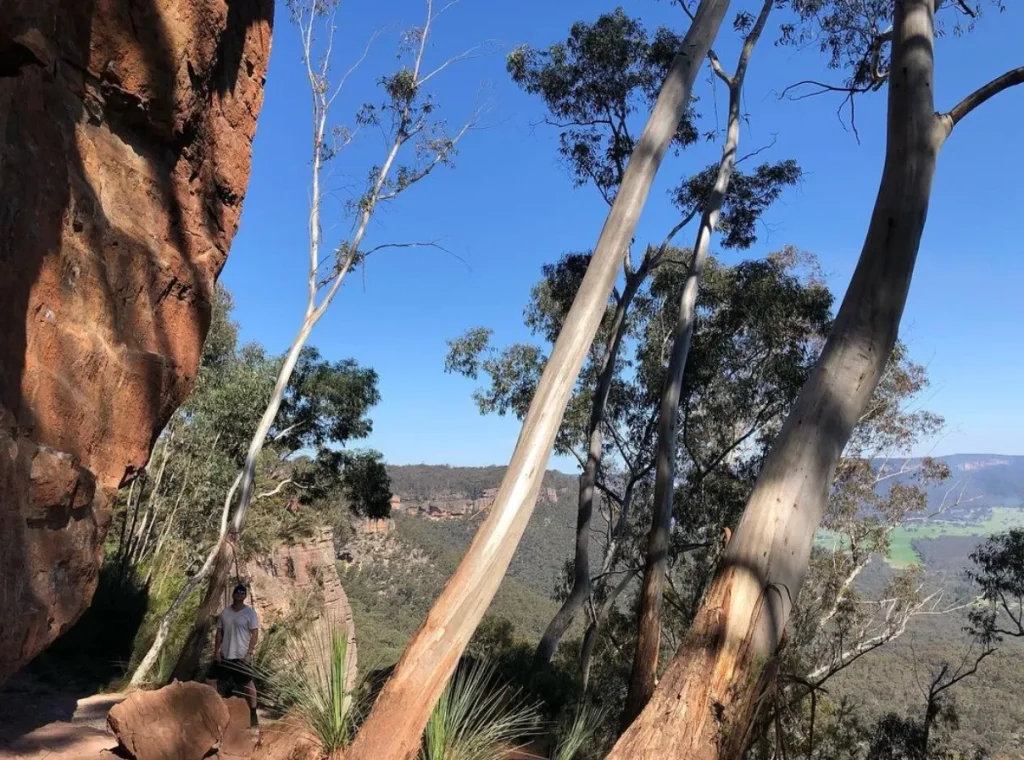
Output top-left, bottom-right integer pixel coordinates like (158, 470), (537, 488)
(0, 678), (266, 760)
(0, 674), (128, 760)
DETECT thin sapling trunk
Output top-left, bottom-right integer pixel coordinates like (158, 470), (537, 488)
(622, 0), (774, 726)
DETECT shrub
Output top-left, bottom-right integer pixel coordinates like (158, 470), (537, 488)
(422, 659), (543, 760)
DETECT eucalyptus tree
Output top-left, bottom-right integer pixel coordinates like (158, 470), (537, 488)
(476, 7), (803, 668)
(608, 2), (1024, 757)
(448, 249), (833, 690)
(742, 346), (970, 755)
(623, 0), (781, 723)
(967, 528), (1024, 642)
(155, 0), (482, 682)
(129, 308), (383, 685)
(345, 2), (735, 757)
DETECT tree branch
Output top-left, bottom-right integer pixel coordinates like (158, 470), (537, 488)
(327, 28), (384, 109)
(255, 479), (295, 501)
(361, 240), (470, 270)
(418, 40), (501, 87)
(707, 50), (732, 87)
(945, 66), (1024, 129)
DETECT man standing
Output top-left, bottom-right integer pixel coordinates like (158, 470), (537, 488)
(208, 584), (260, 727)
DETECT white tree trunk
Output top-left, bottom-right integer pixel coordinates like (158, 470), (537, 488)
(606, 2), (1024, 756)
(129, 473), (241, 686)
(623, 0), (772, 725)
(344, 3), (733, 757)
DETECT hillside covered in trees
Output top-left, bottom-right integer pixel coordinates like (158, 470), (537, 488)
(344, 463), (1024, 756)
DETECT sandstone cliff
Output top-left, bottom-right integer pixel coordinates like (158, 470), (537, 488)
(0, 0), (273, 681)
(245, 527), (358, 690)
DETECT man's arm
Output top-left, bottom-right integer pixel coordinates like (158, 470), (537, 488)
(245, 611), (260, 660)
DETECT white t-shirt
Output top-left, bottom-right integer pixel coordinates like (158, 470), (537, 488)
(218, 605), (260, 660)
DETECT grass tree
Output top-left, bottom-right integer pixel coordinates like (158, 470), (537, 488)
(130, 0), (478, 686)
(606, 1), (1024, 757)
(255, 614), (360, 754)
(345, 2), (734, 757)
(421, 661), (542, 760)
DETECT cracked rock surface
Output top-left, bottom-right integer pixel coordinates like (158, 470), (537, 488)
(0, 0), (273, 682)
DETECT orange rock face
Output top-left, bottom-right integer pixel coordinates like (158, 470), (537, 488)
(0, 0), (273, 681)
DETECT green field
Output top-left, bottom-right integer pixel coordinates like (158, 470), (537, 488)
(815, 507), (1024, 567)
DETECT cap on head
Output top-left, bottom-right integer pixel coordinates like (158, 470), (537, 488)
(233, 584), (247, 597)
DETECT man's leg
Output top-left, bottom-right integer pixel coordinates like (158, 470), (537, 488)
(206, 661), (225, 696)
(245, 679), (259, 727)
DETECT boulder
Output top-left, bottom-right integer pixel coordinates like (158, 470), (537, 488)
(218, 697), (259, 759)
(107, 681), (229, 760)
(0, 0), (274, 681)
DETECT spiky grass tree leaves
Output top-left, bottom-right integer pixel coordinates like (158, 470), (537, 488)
(421, 660), (543, 760)
(254, 614), (359, 754)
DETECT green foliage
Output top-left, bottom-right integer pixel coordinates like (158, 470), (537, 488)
(507, 8), (695, 204)
(109, 285), (390, 573)
(448, 250), (833, 488)
(276, 347), (380, 451)
(422, 660), (543, 760)
(255, 615), (359, 753)
(778, 0), (999, 129)
(339, 450), (393, 519)
(125, 559), (206, 687)
(672, 160), (804, 249)
(551, 703), (606, 760)
(966, 528), (1024, 642)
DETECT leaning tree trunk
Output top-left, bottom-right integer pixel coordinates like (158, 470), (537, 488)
(170, 537), (236, 681)
(621, 0), (773, 726)
(605, 2), (1024, 757)
(130, 473), (242, 686)
(169, 319), (313, 678)
(343, 3), (732, 758)
(536, 267), (644, 664)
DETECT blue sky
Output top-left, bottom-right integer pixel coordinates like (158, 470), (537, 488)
(222, 0), (1024, 470)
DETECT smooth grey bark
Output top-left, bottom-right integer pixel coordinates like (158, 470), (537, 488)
(622, 0), (774, 726)
(162, 3), (474, 682)
(580, 567), (639, 693)
(535, 265), (646, 664)
(345, 3), (733, 758)
(607, 2), (1024, 757)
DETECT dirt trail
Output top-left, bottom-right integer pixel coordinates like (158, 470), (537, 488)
(0, 672), (126, 754)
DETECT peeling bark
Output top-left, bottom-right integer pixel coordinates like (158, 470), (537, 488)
(606, 2), (1024, 757)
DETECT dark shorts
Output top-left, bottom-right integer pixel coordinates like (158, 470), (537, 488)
(208, 658), (254, 693)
